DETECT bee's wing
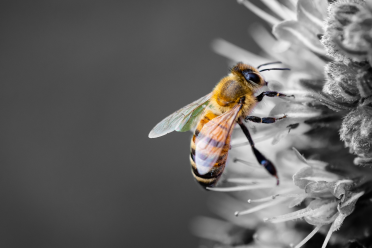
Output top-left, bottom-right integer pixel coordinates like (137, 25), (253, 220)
(148, 93), (212, 138)
(195, 103), (242, 175)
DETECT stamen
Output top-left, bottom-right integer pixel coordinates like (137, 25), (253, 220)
(248, 192), (307, 203)
(207, 183), (278, 192)
(294, 225), (322, 248)
(292, 147), (308, 164)
(300, 176), (339, 182)
(227, 178), (274, 184)
(235, 197), (287, 216)
(321, 215), (339, 248)
(264, 207), (315, 223)
(248, 194), (279, 203)
(237, 0), (281, 26)
(226, 177), (293, 187)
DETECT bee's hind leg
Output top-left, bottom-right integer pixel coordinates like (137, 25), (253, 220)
(245, 115), (287, 124)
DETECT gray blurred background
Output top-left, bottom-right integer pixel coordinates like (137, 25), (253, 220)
(0, 1), (259, 247)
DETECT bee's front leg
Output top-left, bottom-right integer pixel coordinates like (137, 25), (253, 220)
(256, 91), (294, 102)
(245, 115), (287, 124)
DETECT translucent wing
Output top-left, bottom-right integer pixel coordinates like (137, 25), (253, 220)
(148, 93), (212, 138)
(195, 103), (242, 175)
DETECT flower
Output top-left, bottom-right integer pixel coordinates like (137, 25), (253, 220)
(191, 0), (372, 247)
(321, 0), (372, 65)
(321, 0), (372, 166)
(340, 102), (372, 164)
(264, 149), (367, 248)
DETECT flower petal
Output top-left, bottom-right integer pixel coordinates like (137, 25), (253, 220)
(338, 191), (365, 215)
(273, 20), (326, 55)
(293, 166), (314, 189)
(304, 181), (330, 194)
(304, 199), (339, 225)
(329, 179), (355, 201)
(281, 89), (356, 111)
(288, 194), (309, 208)
(265, 207), (314, 223)
(261, 0), (296, 21)
(297, 0), (328, 33)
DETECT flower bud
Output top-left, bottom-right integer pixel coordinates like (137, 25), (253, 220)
(321, 0), (369, 63)
(323, 62), (361, 104)
(340, 105), (372, 158)
(356, 65), (372, 98)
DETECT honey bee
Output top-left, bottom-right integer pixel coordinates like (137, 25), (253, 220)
(149, 62), (291, 188)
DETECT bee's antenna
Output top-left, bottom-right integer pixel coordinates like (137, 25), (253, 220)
(257, 61), (282, 69)
(259, 68), (290, 72)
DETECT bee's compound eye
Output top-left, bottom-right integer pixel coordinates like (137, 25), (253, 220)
(242, 70), (260, 84)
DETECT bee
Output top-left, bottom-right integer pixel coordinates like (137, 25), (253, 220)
(149, 62), (291, 188)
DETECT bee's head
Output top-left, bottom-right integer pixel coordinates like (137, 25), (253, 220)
(231, 62), (266, 88)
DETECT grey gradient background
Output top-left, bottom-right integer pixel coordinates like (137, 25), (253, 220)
(0, 1), (259, 247)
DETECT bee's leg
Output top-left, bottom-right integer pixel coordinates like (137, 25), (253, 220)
(245, 115), (287, 123)
(237, 118), (279, 185)
(256, 91), (294, 102)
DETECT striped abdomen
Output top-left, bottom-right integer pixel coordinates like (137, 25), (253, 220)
(190, 108), (235, 188)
